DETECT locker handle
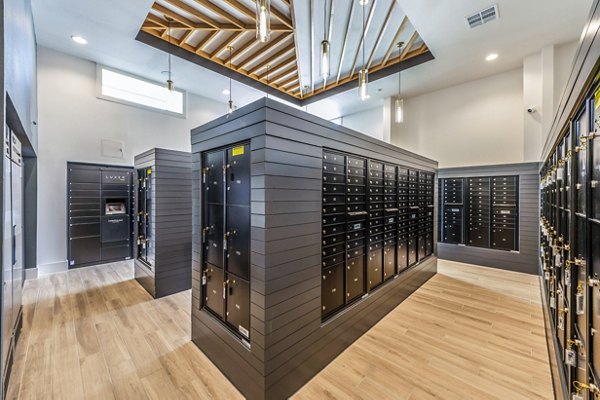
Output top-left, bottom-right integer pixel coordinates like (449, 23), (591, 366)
(223, 280), (229, 299)
(11, 225), (16, 267)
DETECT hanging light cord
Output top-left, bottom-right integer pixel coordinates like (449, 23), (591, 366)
(398, 43), (402, 96)
(362, 3), (366, 74)
(229, 47), (232, 106)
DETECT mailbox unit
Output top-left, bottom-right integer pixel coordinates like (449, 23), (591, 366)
(134, 148), (192, 298)
(191, 98), (438, 400)
(67, 162), (134, 268)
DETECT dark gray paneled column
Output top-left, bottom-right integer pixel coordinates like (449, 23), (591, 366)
(437, 162), (541, 274)
(191, 98), (438, 400)
(134, 148), (192, 298)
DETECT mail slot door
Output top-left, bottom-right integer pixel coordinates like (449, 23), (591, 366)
(396, 238), (409, 274)
(204, 150), (225, 205)
(204, 265), (224, 318)
(322, 264), (344, 316)
(346, 257), (365, 302)
(204, 204), (224, 268)
(226, 277), (250, 339)
(383, 244), (395, 280)
(226, 205), (250, 281)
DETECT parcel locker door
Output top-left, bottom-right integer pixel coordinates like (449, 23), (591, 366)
(573, 214), (587, 343)
(226, 277), (250, 339)
(417, 235), (426, 261)
(407, 237), (417, 266)
(425, 233), (433, 257)
(346, 257), (365, 302)
(322, 264), (344, 316)
(593, 117), (600, 220)
(367, 249), (383, 290)
(591, 223), (600, 376)
(397, 240), (408, 272)
(383, 244), (395, 280)
(226, 143), (251, 206)
(205, 204), (224, 268)
(204, 150), (224, 205)
(226, 205), (250, 281)
(205, 265), (224, 318)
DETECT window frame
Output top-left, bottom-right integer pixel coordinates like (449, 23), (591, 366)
(95, 64), (187, 118)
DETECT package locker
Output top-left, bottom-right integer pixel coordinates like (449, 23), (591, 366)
(441, 178), (464, 244)
(321, 151), (435, 320)
(383, 164), (397, 280)
(67, 163), (133, 268)
(367, 161), (384, 290)
(133, 149), (191, 299)
(201, 143), (251, 340)
(397, 169), (410, 272)
(467, 177), (490, 248)
(491, 176), (519, 251)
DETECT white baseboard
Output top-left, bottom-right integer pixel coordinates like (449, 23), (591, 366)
(25, 268), (38, 280)
(36, 260), (69, 276)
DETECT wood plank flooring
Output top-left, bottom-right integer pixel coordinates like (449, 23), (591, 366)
(7, 259), (553, 399)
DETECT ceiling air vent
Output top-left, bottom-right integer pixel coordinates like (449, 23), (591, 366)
(466, 4), (499, 29)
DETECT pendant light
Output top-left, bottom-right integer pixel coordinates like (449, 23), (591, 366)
(227, 46), (234, 114)
(358, 1), (368, 101)
(166, 17), (174, 91)
(320, 0), (330, 82)
(256, 0), (271, 43)
(395, 42), (404, 124)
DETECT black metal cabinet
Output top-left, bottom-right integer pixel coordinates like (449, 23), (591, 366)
(439, 175), (519, 252)
(67, 163), (133, 268)
(321, 150), (435, 321)
(201, 143), (251, 340)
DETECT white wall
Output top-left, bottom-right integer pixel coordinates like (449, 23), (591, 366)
(332, 107), (384, 141)
(37, 47), (224, 271)
(391, 68), (525, 168)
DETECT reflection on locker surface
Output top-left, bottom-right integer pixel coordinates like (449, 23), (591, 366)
(201, 143), (251, 340)
(2, 128), (24, 392)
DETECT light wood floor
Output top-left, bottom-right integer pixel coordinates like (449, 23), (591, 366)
(7, 259), (553, 400)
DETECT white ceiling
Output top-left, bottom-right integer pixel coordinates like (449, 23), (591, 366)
(32, 0), (594, 120)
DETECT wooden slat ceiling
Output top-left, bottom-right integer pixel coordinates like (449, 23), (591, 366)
(139, 0), (431, 101)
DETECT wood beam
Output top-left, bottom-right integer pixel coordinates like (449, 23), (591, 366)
(382, 18), (409, 65)
(179, 29), (195, 46)
(270, 5), (294, 29)
(192, 0), (245, 28)
(335, 1), (355, 84)
(210, 31), (245, 60)
(268, 65), (297, 83)
(366, 1), (396, 69)
(248, 43), (295, 76)
(236, 33), (290, 70)
(166, 0), (221, 29)
(256, 56), (295, 79)
(222, 0), (255, 20)
(230, 37), (261, 64)
(152, 3), (197, 28)
(349, 0), (379, 79)
(195, 30), (220, 53)
(394, 31), (419, 65)
(278, 74), (299, 88)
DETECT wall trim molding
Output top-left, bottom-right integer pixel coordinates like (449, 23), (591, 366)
(36, 260), (68, 276)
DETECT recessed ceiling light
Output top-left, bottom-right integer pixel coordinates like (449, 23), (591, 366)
(71, 35), (87, 45)
(486, 53), (498, 61)
(222, 89), (230, 96)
